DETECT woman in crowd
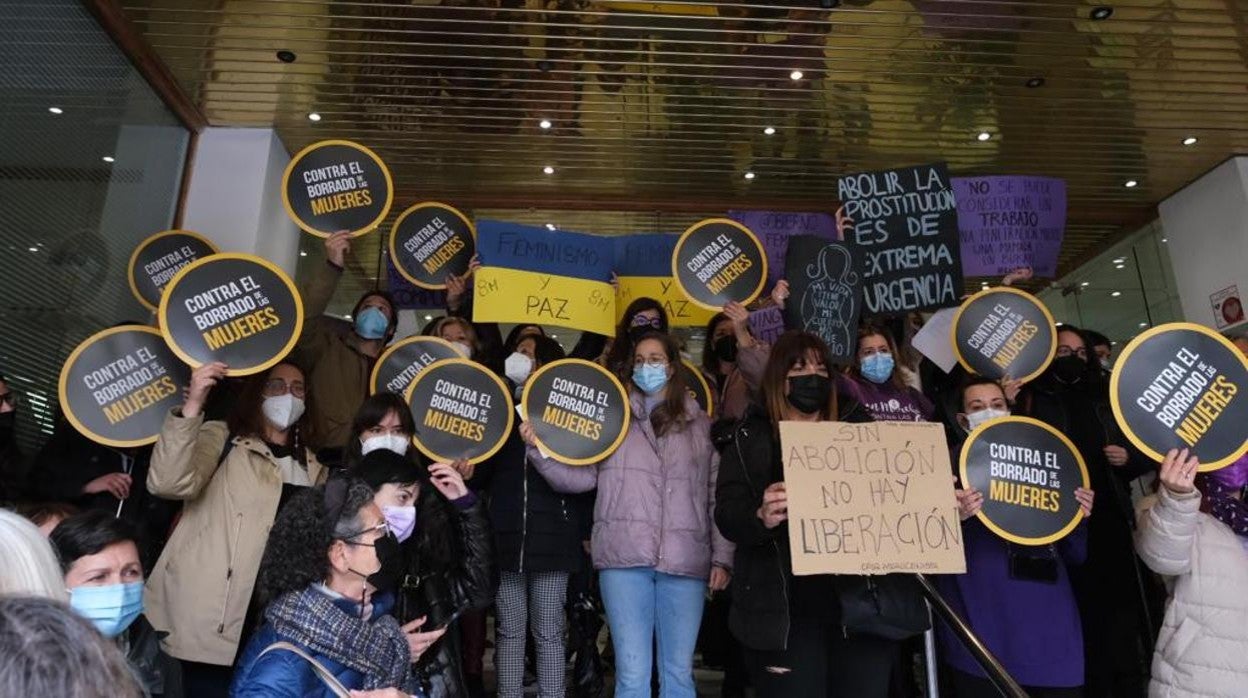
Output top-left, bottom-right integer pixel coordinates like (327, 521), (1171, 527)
(602, 298), (670, 379)
(838, 323), (934, 422)
(1015, 324), (1157, 695)
(349, 444), (494, 698)
(298, 231), (400, 461)
(0, 596), (144, 698)
(1135, 448), (1248, 696)
(701, 305), (758, 424)
(50, 510), (180, 697)
(146, 359), (328, 698)
(522, 329), (732, 698)
(937, 377), (1095, 697)
(232, 478), (444, 696)
(430, 316), (481, 362)
(0, 508), (65, 598)
(502, 324), (546, 357)
(715, 331), (900, 697)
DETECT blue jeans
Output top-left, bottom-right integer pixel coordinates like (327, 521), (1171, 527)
(599, 567), (706, 698)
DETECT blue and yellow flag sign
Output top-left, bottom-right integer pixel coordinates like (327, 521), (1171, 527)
(614, 234), (716, 328)
(474, 220), (616, 335)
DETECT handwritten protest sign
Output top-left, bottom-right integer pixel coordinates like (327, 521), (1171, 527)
(389, 202), (476, 290)
(781, 420), (965, 575)
(58, 327), (190, 447)
(1110, 323), (1248, 472)
(406, 358), (514, 465)
(728, 210), (838, 290)
(784, 235), (862, 363)
(522, 359), (630, 465)
(748, 306), (787, 346)
(960, 417), (1088, 545)
(672, 219), (767, 311)
(282, 140), (393, 238)
(613, 234), (715, 327)
(839, 163), (963, 316)
(953, 287), (1056, 382)
(128, 230), (218, 311)
(474, 221), (616, 335)
(159, 254), (303, 376)
(370, 335), (461, 395)
(952, 176), (1066, 277)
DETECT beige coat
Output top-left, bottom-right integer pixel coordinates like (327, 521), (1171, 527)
(145, 410), (326, 666)
(1135, 486), (1248, 698)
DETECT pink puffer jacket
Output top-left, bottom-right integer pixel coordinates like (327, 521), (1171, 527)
(528, 394), (733, 579)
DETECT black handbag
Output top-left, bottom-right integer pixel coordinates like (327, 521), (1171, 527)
(835, 574), (931, 641)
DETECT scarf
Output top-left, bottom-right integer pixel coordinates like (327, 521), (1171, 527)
(1199, 454), (1248, 542)
(266, 586), (412, 691)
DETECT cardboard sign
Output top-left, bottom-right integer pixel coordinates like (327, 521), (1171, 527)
(672, 219), (768, 311)
(521, 359), (630, 465)
(613, 234), (716, 328)
(952, 287), (1056, 382)
(728, 210), (838, 290)
(127, 230), (219, 311)
(782, 420), (965, 575)
(747, 306), (787, 346)
(911, 307), (959, 374)
(406, 358), (514, 464)
(370, 335), (461, 395)
(474, 220), (616, 335)
(784, 235), (862, 363)
(960, 416), (1089, 545)
(1110, 323), (1248, 472)
(952, 176), (1066, 278)
(1210, 285), (1243, 330)
(680, 359), (715, 418)
(839, 163), (963, 316)
(58, 327), (191, 448)
(158, 253), (304, 376)
(389, 202), (476, 290)
(282, 139), (393, 238)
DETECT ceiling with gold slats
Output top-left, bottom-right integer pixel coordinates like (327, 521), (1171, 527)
(121, 0), (1248, 279)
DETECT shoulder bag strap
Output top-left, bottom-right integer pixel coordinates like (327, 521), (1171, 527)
(258, 641), (352, 698)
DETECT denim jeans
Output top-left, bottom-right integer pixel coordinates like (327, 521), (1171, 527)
(599, 567), (706, 698)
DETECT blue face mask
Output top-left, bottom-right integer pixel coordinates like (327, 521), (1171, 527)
(632, 363), (669, 395)
(69, 582), (144, 638)
(354, 306), (389, 340)
(861, 352), (895, 385)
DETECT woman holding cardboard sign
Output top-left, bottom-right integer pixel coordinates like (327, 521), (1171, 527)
(520, 330), (732, 698)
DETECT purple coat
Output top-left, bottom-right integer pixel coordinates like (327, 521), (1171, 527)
(528, 393), (734, 579)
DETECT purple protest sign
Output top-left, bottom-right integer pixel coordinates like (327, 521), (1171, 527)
(728, 211), (837, 290)
(386, 258), (447, 309)
(952, 176), (1066, 278)
(748, 306), (787, 346)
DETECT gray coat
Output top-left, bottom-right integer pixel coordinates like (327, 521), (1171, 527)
(528, 394), (733, 579)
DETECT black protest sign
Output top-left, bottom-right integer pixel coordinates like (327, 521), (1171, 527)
(58, 327), (191, 447)
(389, 202), (476, 290)
(406, 358), (514, 465)
(784, 235), (862, 363)
(953, 287), (1056, 383)
(839, 163), (963, 316)
(961, 416), (1089, 546)
(282, 139), (394, 238)
(521, 359), (630, 465)
(370, 336), (462, 396)
(1110, 323), (1248, 472)
(159, 254), (303, 376)
(128, 230), (219, 311)
(680, 359), (715, 418)
(672, 219), (768, 311)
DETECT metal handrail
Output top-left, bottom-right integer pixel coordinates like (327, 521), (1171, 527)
(916, 574), (1028, 698)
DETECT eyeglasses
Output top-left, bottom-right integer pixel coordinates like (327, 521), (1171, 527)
(1056, 346), (1088, 359)
(858, 348), (891, 357)
(340, 522), (391, 547)
(632, 359), (669, 368)
(630, 315), (662, 329)
(0, 391), (17, 407)
(263, 379), (306, 398)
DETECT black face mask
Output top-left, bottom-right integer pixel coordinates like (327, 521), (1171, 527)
(0, 412), (13, 442)
(1051, 355), (1086, 384)
(365, 533), (404, 593)
(786, 374), (831, 415)
(713, 335), (738, 364)
(628, 324), (660, 344)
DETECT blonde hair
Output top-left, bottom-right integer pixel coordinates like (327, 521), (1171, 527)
(0, 510), (67, 600)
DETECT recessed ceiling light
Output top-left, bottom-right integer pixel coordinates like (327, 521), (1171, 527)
(276, 49), (297, 63)
(1080, 282), (1089, 287)
(1025, 77), (1045, 88)
(1182, 136), (1197, 146)
(1115, 264), (1125, 269)
(543, 166), (555, 175)
(1161, 237), (1167, 243)
(545, 223), (556, 231)
(539, 119), (552, 129)
(1090, 6), (1114, 20)
(299, 251), (307, 257)
(1139, 322), (1148, 328)
(27, 247), (38, 253)
(789, 70), (804, 81)
(1055, 322), (1064, 326)
(976, 132), (991, 141)
(101, 156), (115, 163)
(308, 112), (322, 122)
(48, 107), (63, 114)
(744, 171), (756, 180)
(1124, 180), (1138, 188)
(424, 315), (433, 321)
(763, 126), (776, 135)
(1111, 291), (1122, 297)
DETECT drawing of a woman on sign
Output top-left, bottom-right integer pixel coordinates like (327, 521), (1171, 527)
(798, 243), (861, 361)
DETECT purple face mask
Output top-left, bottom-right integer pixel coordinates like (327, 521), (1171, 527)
(381, 505), (417, 543)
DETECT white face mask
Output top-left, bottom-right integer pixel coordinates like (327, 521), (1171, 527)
(361, 433), (409, 457)
(965, 407), (1009, 432)
(262, 394), (305, 430)
(504, 352), (533, 385)
(450, 341), (472, 358)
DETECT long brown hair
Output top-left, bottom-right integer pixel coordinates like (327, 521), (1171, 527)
(760, 331), (839, 426)
(851, 323), (909, 391)
(630, 330), (689, 437)
(606, 297), (669, 379)
(225, 360), (312, 464)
